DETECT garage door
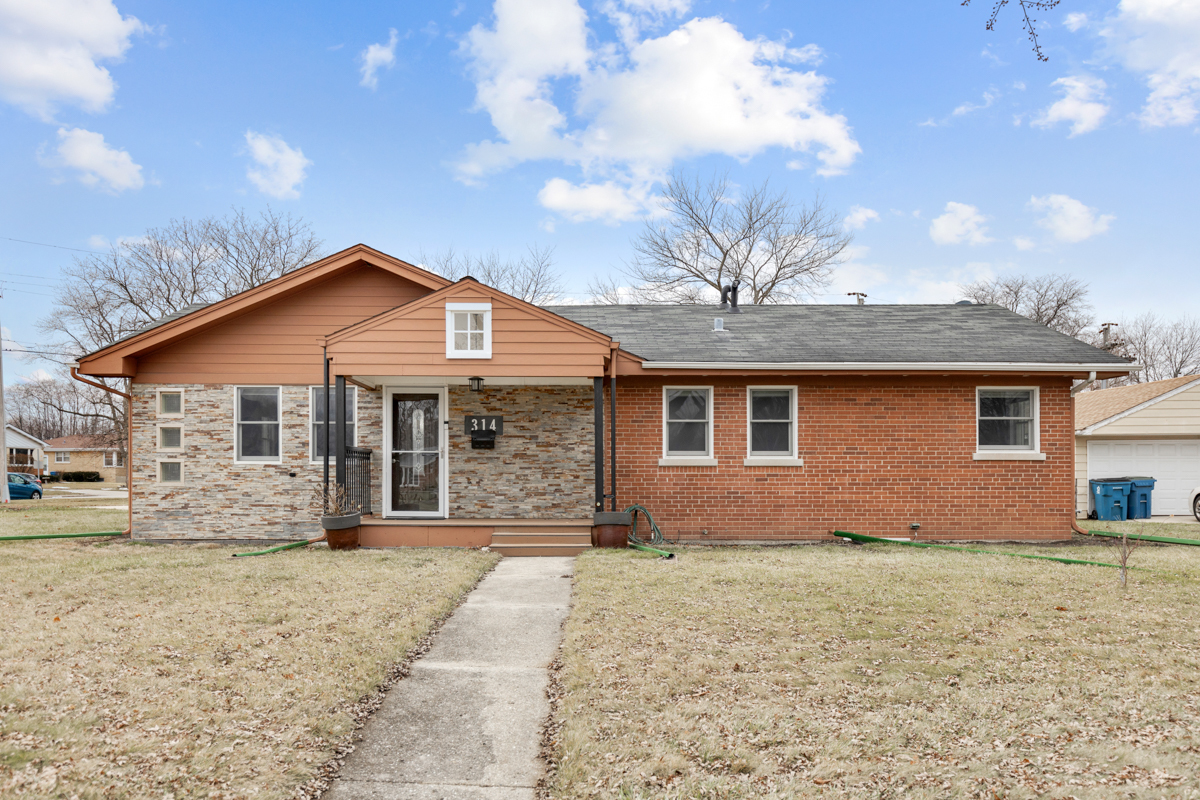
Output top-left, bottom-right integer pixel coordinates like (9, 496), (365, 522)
(1088, 440), (1200, 515)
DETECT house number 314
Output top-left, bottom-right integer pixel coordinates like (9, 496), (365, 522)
(464, 415), (503, 435)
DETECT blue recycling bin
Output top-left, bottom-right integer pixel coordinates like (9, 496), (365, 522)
(1124, 477), (1157, 519)
(1091, 478), (1132, 521)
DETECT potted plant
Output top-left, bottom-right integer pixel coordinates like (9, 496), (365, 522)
(312, 483), (361, 550)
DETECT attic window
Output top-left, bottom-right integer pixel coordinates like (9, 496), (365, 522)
(446, 303), (492, 359)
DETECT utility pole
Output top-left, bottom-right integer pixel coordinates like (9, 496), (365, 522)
(0, 286), (9, 503)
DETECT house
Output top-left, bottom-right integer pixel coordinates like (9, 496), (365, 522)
(43, 434), (127, 483)
(73, 244), (1134, 548)
(1075, 375), (1200, 517)
(5, 424), (48, 477)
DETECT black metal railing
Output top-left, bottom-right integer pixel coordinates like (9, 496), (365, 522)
(344, 446), (373, 515)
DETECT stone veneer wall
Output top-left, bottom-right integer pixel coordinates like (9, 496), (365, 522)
(131, 383), (383, 541)
(131, 382), (592, 540)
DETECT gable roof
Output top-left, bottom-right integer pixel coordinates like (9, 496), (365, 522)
(5, 424), (48, 449)
(77, 244), (451, 376)
(546, 303), (1133, 370)
(43, 434), (118, 451)
(1075, 374), (1200, 431)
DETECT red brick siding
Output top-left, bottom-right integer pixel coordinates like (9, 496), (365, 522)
(605, 376), (1074, 542)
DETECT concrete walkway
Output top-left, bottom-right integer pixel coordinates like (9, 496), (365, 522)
(325, 556), (574, 800)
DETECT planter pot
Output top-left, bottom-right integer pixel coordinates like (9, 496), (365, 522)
(322, 513), (361, 550)
(591, 511), (631, 549)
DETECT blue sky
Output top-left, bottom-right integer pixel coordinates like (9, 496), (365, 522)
(2, 0), (1198, 382)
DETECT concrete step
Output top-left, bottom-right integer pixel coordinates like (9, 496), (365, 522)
(491, 531), (592, 546)
(490, 543), (591, 557)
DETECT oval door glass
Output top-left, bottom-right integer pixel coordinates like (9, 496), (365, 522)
(391, 394), (440, 513)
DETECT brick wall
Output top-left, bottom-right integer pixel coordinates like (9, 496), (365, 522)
(49, 450), (125, 483)
(605, 376), (1075, 542)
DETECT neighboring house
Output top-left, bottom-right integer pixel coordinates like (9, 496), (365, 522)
(43, 435), (127, 483)
(5, 424), (48, 477)
(74, 244), (1133, 547)
(1075, 376), (1200, 517)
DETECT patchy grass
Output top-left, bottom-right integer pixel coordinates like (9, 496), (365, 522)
(546, 545), (1200, 798)
(1084, 517), (1200, 540)
(0, 539), (498, 798)
(0, 500), (127, 538)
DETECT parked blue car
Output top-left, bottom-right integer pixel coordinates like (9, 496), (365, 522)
(8, 474), (42, 500)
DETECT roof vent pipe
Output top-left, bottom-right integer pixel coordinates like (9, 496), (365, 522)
(719, 280), (741, 312)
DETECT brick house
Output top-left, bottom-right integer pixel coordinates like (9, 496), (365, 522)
(43, 434), (127, 482)
(74, 245), (1134, 548)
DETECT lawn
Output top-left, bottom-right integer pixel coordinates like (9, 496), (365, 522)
(546, 542), (1200, 798)
(0, 527), (498, 798)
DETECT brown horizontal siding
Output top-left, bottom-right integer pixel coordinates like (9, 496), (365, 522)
(135, 266), (430, 383)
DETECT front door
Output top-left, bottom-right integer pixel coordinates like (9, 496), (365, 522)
(385, 389), (446, 517)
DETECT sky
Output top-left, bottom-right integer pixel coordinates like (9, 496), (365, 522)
(1, 0), (1198, 383)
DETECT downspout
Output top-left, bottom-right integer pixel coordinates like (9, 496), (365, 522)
(593, 377), (603, 513)
(323, 349), (330, 511)
(70, 365), (132, 537)
(609, 343), (618, 512)
(1071, 371), (1097, 397)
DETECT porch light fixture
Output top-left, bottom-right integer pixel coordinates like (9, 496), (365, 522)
(468, 376), (485, 392)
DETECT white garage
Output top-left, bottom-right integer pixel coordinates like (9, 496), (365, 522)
(1076, 375), (1200, 518)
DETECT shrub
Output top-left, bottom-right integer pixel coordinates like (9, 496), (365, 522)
(62, 471), (102, 482)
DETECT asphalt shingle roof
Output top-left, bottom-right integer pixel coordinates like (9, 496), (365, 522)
(544, 303), (1132, 365)
(1075, 375), (1200, 430)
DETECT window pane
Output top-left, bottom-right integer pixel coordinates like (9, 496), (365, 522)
(313, 424), (355, 458)
(238, 423), (279, 459)
(751, 391), (790, 421)
(469, 312), (484, 331)
(469, 332), (484, 350)
(979, 391), (1031, 418)
(454, 332), (468, 350)
(238, 388), (279, 422)
(667, 389), (707, 421)
(311, 387), (354, 423)
(454, 311), (468, 331)
(979, 419), (1032, 448)
(160, 392), (181, 414)
(667, 421), (707, 453)
(751, 422), (791, 453)
(160, 462), (182, 482)
(161, 427), (182, 448)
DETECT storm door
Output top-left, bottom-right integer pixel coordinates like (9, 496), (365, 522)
(385, 390), (446, 517)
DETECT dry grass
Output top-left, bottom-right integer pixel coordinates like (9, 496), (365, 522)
(1, 500), (127, 538)
(546, 544), (1200, 798)
(0, 538), (498, 798)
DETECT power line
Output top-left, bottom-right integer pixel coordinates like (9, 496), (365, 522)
(0, 236), (107, 256)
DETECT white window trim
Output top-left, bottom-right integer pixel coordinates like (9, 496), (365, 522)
(54, 452), (70, 463)
(445, 302), (493, 359)
(156, 458), (184, 484)
(157, 423), (185, 452)
(104, 451), (125, 468)
(660, 386), (716, 466)
(743, 385), (803, 466)
(308, 385), (358, 464)
(156, 387), (185, 418)
(975, 386), (1043, 459)
(233, 385), (283, 465)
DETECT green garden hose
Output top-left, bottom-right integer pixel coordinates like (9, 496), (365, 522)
(232, 539), (313, 558)
(1083, 529), (1200, 547)
(625, 504), (665, 546)
(0, 531), (126, 541)
(833, 530), (1131, 569)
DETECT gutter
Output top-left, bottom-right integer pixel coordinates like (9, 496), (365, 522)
(68, 364), (132, 538)
(638, 361), (1140, 373)
(1071, 371), (1097, 396)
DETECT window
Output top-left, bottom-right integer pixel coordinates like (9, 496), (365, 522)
(745, 387), (802, 465)
(158, 460), (183, 483)
(157, 389), (184, 417)
(446, 303), (492, 358)
(158, 425), (183, 451)
(977, 388), (1038, 452)
(104, 451), (124, 468)
(55, 452), (70, 463)
(235, 386), (282, 463)
(661, 387), (715, 465)
(310, 385), (356, 462)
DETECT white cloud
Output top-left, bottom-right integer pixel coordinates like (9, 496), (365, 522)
(1029, 194), (1114, 242)
(1103, 0), (1200, 127)
(359, 28), (398, 89)
(1032, 75), (1109, 136)
(459, 0), (859, 221)
(844, 205), (879, 230)
(47, 126), (144, 192)
(1013, 236), (1036, 250)
(818, 244), (888, 302)
(893, 263), (995, 305)
(537, 177), (649, 222)
(244, 131), (311, 199)
(1065, 12), (1090, 32)
(953, 89), (997, 117)
(929, 202), (992, 246)
(0, 0), (146, 121)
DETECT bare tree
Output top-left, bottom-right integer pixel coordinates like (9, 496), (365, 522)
(959, 273), (1094, 337)
(420, 245), (562, 304)
(962, 0), (1061, 62)
(619, 172), (852, 306)
(1113, 313), (1200, 384)
(6, 373), (118, 443)
(585, 274), (628, 305)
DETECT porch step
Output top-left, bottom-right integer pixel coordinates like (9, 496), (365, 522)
(490, 529), (592, 557)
